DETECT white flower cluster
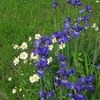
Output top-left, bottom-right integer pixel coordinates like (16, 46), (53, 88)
(13, 40), (29, 66)
(13, 52), (28, 66)
(35, 34), (41, 40)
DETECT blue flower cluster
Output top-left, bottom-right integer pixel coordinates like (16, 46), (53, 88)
(33, 13), (91, 77)
(66, 0), (82, 6)
(55, 54), (95, 100)
(31, 0), (95, 100)
(39, 90), (54, 100)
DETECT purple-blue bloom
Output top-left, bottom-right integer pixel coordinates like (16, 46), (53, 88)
(85, 5), (91, 13)
(54, 76), (63, 86)
(36, 59), (48, 70)
(85, 74), (94, 85)
(52, 1), (59, 9)
(38, 90), (47, 100)
(37, 70), (45, 77)
(57, 54), (67, 61)
(40, 36), (52, 46)
(67, 0), (82, 6)
(37, 46), (50, 58)
(67, 93), (86, 100)
(34, 39), (40, 48)
(39, 90), (55, 100)
(71, 30), (80, 38)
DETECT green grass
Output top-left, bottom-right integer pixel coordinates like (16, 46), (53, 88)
(0, 0), (100, 100)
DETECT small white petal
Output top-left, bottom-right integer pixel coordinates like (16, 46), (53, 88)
(13, 57), (19, 66)
(13, 44), (19, 49)
(28, 37), (32, 41)
(30, 53), (39, 61)
(20, 42), (28, 50)
(48, 45), (53, 51)
(58, 43), (66, 49)
(52, 37), (57, 43)
(35, 34), (41, 40)
(47, 57), (52, 64)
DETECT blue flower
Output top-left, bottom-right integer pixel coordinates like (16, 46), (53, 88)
(75, 84), (86, 94)
(85, 74), (94, 85)
(47, 90), (55, 98)
(60, 61), (67, 67)
(39, 90), (55, 100)
(82, 16), (89, 23)
(34, 39), (40, 48)
(77, 77), (85, 84)
(66, 17), (71, 23)
(38, 90), (47, 100)
(67, 0), (82, 6)
(67, 93), (86, 100)
(37, 46), (50, 58)
(77, 16), (82, 22)
(66, 82), (76, 89)
(54, 76), (62, 86)
(36, 59), (48, 70)
(85, 5), (91, 13)
(86, 85), (95, 91)
(57, 67), (67, 77)
(52, 1), (59, 9)
(40, 36), (52, 46)
(57, 54), (67, 61)
(71, 30), (80, 38)
(37, 70), (45, 77)
(64, 22), (71, 30)
(66, 68), (75, 76)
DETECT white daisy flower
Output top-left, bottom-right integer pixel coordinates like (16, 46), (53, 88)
(20, 42), (28, 50)
(48, 45), (53, 51)
(13, 57), (19, 66)
(13, 44), (19, 49)
(12, 88), (16, 94)
(58, 43), (66, 49)
(30, 53), (39, 61)
(47, 57), (52, 64)
(8, 77), (12, 81)
(28, 37), (32, 41)
(35, 34), (41, 40)
(29, 74), (40, 83)
(19, 52), (28, 60)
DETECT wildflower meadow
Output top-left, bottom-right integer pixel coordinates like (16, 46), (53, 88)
(0, 0), (100, 100)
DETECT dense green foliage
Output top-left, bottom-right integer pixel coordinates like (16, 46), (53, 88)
(0, 0), (100, 100)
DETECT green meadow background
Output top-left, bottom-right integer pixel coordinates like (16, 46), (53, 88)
(0, 0), (100, 100)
